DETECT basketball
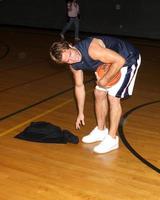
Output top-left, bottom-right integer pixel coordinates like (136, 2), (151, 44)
(95, 63), (121, 87)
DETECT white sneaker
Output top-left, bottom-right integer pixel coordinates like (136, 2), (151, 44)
(93, 135), (119, 153)
(82, 127), (108, 143)
(60, 33), (64, 40)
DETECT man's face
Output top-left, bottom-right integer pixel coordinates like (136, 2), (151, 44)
(61, 48), (81, 64)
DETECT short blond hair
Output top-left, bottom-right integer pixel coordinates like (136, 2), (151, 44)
(50, 41), (71, 63)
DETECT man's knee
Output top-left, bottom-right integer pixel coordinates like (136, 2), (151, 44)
(94, 89), (106, 100)
(108, 95), (120, 105)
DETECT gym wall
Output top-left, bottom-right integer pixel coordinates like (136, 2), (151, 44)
(0, 0), (159, 39)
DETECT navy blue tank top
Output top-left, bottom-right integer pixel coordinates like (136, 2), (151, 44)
(72, 36), (139, 71)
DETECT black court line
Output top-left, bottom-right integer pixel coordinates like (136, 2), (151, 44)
(0, 57), (47, 73)
(0, 78), (95, 121)
(0, 69), (67, 93)
(118, 100), (160, 174)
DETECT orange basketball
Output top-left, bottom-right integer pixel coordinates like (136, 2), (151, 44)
(96, 63), (121, 87)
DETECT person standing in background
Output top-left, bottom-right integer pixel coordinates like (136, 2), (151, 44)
(60, 0), (80, 42)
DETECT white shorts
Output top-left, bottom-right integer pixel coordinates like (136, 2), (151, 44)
(95, 55), (141, 99)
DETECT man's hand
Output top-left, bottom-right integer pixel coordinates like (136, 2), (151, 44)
(97, 78), (108, 88)
(76, 113), (85, 129)
(95, 71), (108, 88)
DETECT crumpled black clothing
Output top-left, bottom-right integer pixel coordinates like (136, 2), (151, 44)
(15, 121), (79, 144)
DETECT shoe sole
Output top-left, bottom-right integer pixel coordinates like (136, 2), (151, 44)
(93, 144), (119, 154)
(82, 140), (103, 144)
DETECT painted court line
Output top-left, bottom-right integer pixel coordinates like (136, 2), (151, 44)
(0, 88), (93, 137)
(0, 98), (73, 137)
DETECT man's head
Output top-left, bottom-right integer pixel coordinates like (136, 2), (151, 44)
(50, 41), (81, 64)
(50, 41), (70, 64)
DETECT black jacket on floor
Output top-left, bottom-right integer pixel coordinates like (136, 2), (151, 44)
(15, 121), (79, 144)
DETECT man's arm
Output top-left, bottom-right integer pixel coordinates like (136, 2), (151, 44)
(89, 38), (126, 87)
(70, 65), (85, 129)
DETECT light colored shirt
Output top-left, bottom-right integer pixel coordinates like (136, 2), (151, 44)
(67, 1), (79, 17)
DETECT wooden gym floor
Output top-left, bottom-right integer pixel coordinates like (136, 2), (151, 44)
(0, 26), (160, 200)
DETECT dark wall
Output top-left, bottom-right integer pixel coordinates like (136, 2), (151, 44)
(0, 0), (160, 39)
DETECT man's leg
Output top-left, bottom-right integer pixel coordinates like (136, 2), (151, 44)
(82, 88), (108, 143)
(108, 95), (122, 138)
(94, 88), (108, 130)
(93, 95), (121, 153)
(60, 19), (73, 39)
(74, 18), (80, 40)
